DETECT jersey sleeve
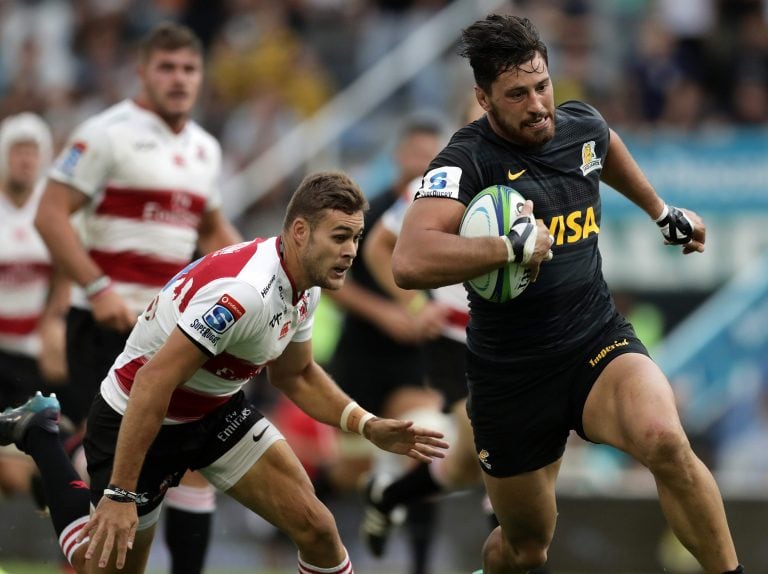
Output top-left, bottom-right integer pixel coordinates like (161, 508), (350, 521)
(414, 144), (481, 207)
(177, 278), (265, 356)
(291, 287), (321, 343)
(559, 100), (610, 141)
(48, 118), (113, 197)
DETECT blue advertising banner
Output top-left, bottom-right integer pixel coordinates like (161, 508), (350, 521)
(603, 128), (768, 215)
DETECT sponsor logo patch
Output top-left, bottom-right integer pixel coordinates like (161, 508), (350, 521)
(507, 168), (526, 181)
(579, 141), (602, 176)
(58, 141), (87, 176)
(203, 294), (245, 333)
(415, 166), (462, 200)
(478, 449), (492, 470)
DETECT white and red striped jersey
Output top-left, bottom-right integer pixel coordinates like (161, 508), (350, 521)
(381, 179), (468, 342)
(48, 99), (224, 315)
(100, 237), (320, 424)
(0, 184), (52, 357)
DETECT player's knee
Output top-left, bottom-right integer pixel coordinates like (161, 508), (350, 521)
(485, 526), (549, 573)
(287, 500), (340, 550)
(638, 423), (692, 473)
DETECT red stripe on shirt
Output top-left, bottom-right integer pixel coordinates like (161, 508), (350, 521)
(173, 239), (265, 312)
(95, 187), (206, 229)
(0, 314), (39, 335)
(202, 352), (263, 381)
(90, 250), (188, 287)
(114, 356), (234, 421)
(0, 262), (51, 286)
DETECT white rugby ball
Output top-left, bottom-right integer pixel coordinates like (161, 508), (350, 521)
(459, 185), (531, 302)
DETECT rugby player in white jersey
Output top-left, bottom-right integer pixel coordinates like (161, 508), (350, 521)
(0, 171), (448, 574)
(0, 112), (68, 496)
(34, 23), (242, 574)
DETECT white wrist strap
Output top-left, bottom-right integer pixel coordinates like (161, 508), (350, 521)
(501, 235), (515, 263)
(357, 412), (375, 436)
(340, 401), (359, 433)
(340, 401), (375, 435)
(653, 203), (669, 223)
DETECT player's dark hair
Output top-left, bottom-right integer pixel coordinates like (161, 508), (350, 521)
(459, 14), (549, 93)
(283, 171), (368, 230)
(139, 22), (203, 62)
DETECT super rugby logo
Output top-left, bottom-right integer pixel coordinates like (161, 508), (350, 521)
(203, 294), (245, 334)
(58, 141), (87, 176)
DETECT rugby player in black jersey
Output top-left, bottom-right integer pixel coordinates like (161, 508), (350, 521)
(392, 14), (742, 574)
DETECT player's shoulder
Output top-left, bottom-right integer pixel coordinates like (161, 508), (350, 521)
(556, 100), (606, 125)
(185, 120), (222, 153)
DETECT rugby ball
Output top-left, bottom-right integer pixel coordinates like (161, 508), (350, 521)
(459, 185), (531, 302)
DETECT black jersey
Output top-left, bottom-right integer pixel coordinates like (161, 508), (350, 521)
(416, 101), (616, 363)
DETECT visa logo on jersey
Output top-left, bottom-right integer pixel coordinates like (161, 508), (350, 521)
(203, 294), (245, 334)
(547, 206), (600, 246)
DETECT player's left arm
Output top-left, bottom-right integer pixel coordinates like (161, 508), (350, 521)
(196, 208), (243, 254)
(267, 340), (448, 462)
(601, 128), (705, 254)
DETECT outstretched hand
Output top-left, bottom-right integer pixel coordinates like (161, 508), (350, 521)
(364, 418), (449, 463)
(78, 497), (138, 569)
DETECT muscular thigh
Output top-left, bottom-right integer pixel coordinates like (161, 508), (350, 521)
(582, 352), (682, 453)
(225, 439), (324, 532)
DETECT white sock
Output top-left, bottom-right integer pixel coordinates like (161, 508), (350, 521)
(297, 549), (353, 573)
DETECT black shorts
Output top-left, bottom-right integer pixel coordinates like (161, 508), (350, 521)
(466, 314), (649, 478)
(62, 308), (129, 426)
(425, 336), (467, 409)
(84, 391), (265, 516)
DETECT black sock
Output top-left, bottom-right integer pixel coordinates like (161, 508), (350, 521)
(164, 506), (212, 574)
(405, 499), (437, 574)
(380, 463), (442, 513)
(24, 427), (90, 537)
(724, 566), (744, 574)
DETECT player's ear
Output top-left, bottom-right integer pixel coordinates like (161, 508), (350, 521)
(475, 86), (491, 112)
(291, 216), (310, 246)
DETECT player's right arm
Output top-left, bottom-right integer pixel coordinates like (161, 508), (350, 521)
(392, 195), (511, 290)
(35, 179), (135, 331)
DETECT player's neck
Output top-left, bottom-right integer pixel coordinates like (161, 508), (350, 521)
(132, 97), (188, 134)
(1, 182), (32, 208)
(278, 235), (308, 299)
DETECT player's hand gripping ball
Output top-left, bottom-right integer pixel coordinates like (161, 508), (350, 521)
(459, 185), (532, 302)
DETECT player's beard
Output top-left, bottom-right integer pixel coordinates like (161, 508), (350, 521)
(488, 104), (555, 148)
(300, 237), (336, 291)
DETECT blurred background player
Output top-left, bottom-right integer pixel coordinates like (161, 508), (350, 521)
(324, 116), (449, 574)
(34, 23), (242, 574)
(0, 112), (68, 498)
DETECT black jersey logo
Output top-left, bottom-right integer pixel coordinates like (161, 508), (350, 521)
(547, 207), (600, 246)
(507, 168), (526, 181)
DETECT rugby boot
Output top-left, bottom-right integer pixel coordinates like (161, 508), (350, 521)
(360, 476), (394, 558)
(0, 391), (60, 451)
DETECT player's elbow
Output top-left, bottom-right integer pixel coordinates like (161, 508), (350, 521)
(391, 251), (422, 289)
